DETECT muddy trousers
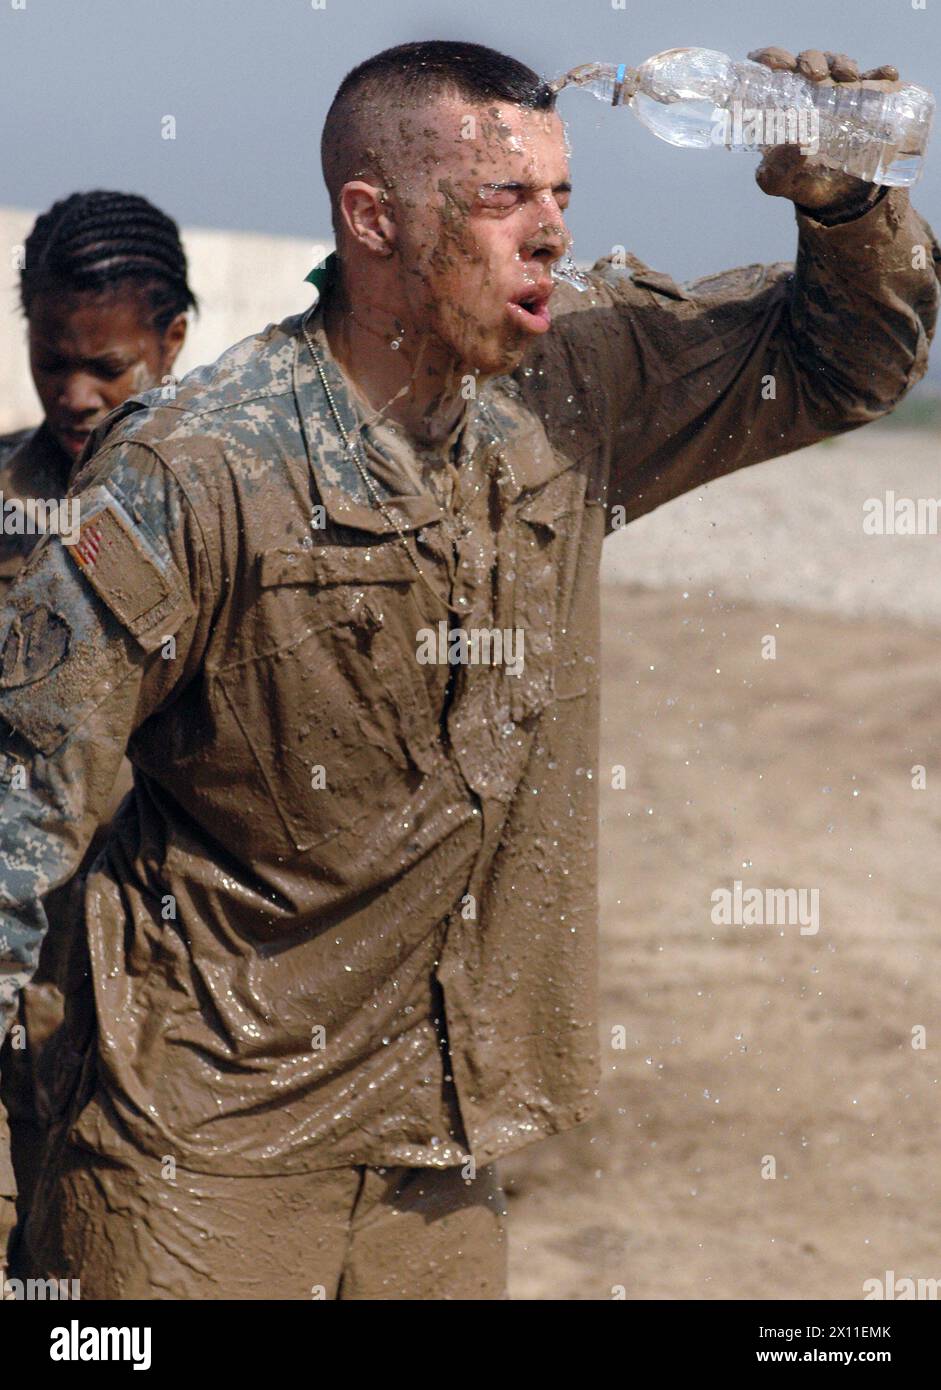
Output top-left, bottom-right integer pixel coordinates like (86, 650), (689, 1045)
(0, 978), (65, 1272)
(12, 1137), (508, 1300)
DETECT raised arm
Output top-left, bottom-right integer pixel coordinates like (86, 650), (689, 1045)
(524, 46), (940, 527)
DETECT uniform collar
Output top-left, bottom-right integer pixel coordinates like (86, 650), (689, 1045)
(292, 299), (570, 535)
(293, 304), (441, 535)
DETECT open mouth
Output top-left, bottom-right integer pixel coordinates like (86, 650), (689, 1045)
(507, 286), (553, 334)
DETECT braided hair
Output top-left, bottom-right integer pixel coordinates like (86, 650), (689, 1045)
(20, 189), (197, 334)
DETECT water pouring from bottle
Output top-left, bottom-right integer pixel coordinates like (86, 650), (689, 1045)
(551, 48), (934, 186)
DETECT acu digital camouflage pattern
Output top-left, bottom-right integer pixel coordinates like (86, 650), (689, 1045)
(0, 424), (74, 1225)
(0, 187), (937, 1179)
(0, 426), (71, 597)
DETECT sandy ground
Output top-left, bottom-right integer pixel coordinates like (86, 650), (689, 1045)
(504, 424), (941, 1300)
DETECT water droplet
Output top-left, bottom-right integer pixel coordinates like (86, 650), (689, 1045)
(551, 254), (590, 292)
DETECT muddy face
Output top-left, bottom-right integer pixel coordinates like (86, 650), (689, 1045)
(387, 99), (572, 376)
(27, 289), (185, 463)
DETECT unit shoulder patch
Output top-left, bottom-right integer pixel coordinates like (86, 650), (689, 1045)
(0, 605), (71, 689)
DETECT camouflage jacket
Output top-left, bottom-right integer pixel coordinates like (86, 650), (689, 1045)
(0, 187), (936, 1176)
(0, 426), (66, 598)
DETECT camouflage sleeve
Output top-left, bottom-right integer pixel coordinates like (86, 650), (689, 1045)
(548, 187), (939, 527)
(0, 441), (215, 1043)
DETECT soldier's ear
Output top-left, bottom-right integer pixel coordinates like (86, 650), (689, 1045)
(337, 180), (396, 257)
(161, 313), (188, 372)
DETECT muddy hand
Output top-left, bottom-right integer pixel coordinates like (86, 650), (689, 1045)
(747, 46), (899, 214)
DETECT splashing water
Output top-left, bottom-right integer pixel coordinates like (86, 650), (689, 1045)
(552, 254), (591, 292)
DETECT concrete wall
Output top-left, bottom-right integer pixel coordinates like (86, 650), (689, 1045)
(0, 206), (332, 433)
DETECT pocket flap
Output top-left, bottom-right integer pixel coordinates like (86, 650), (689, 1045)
(259, 543), (416, 588)
(516, 474), (582, 534)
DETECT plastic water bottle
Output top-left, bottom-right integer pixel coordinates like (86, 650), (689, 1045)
(554, 49), (934, 186)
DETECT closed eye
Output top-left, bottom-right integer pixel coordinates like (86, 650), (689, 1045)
(476, 180), (572, 213)
(88, 359), (133, 381)
(477, 182), (524, 210)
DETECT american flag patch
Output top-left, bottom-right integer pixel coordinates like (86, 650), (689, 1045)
(64, 492), (174, 630)
(71, 520), (104, 570)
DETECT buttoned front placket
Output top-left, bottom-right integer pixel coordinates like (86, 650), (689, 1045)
(361, 390), (519, 875)
(293, 305), (579, 1158)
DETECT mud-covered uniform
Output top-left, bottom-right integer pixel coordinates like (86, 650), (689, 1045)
(0, 425), (73, 1264)
(0, 425), (71, 593)
(0, 188), (937, 1298)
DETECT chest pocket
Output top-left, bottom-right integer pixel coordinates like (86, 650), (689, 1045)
(213, 541), (443, 856)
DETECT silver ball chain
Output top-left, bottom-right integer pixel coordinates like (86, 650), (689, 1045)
(302, 310), (479, 618)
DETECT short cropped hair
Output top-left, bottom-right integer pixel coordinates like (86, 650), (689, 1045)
(321, 40), (555, 223)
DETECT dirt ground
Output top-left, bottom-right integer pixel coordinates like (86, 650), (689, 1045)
(504, 426), (941, 1300)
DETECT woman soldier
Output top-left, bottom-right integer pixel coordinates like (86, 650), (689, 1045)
(0, 189), (196, 591)
(0, 190), (197, 1274)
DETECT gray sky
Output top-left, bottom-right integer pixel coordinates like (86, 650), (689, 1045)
(2, 0), (938, 330)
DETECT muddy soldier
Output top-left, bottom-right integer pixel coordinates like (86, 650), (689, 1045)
(0, 192), (193, 1272)
(0, 41), (938, 1299)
